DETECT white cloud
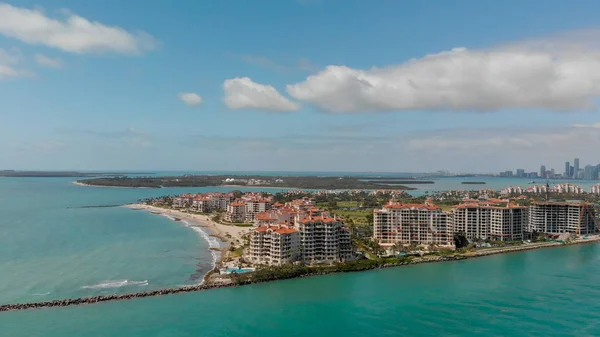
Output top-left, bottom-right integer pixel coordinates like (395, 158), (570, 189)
(0, 3), (157, 55)
(0, 47), (29, 79)
(178, 92), (203, 106)
(287, 28), (600, 113)
(223, 77), (300, 112)
(35, 54), (63, 69)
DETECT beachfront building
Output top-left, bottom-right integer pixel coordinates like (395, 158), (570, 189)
(373, 201), (453, 247)
(591, 184), (600, 195)
(525, 185), (548, 194)
(449, 200), (528, 241)
(500, 186), (524, 195)
(224, 200), (246, 223)
(244, 198), (272, 223)
(172, 194), (195, 208)
(295, 211), (353, 264)
(553, 183), (584, 194)
(249, 225), (300, 266)
(254, 209), (295, 227)
(529, 202), (599, 235)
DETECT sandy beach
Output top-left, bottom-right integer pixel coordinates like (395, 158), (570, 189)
(124, 204), (251, 245)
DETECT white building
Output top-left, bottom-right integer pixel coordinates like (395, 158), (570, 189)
(373, 201), (453, 247)
(500, 186), (524, 195)
(591, 184), (600, 195)
(552, 183), (584, 194)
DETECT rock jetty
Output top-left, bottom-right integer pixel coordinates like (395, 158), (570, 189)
(0, 283), (233, 312)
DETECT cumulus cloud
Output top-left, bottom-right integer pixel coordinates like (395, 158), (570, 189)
(0, 3), (157, 55)
(286, 28), (600, 113)
(178, 92), (203, 106)
(223, 77), (300, 112)
(35, 54), (63, 69)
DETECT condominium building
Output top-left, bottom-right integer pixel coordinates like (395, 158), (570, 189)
(449, 200), (528, 241)
(254, 208), (296, 227)
(224, 201), (246, 223)
(591, 184), (600, 195)
(244, 198), (271, 222)
(553, 183), (584, 194)
(373, 201), (453, 247)
(500, 186), (524, 195)
(249, 225), (300, 266)
(529, 202), (599, 235)
(295, 211), (353, 264)
(172, 194), (195, 208)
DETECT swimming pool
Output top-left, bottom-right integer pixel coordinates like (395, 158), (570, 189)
(220, 267), (256, 275)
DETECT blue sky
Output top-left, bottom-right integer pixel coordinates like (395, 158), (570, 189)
(2, 0), (600, 173)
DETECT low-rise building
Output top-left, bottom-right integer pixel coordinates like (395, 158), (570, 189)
(373, 201), (453, 247)
(172, 194), (194, 208)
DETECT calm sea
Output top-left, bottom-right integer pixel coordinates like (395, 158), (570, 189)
(1, 175), (600, 336)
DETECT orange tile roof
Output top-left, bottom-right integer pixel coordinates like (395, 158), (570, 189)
(383, 203), (440, 210)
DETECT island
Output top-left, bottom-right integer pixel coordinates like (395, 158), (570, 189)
(76, 175), (419, 190)
(461, 181), (486, 185)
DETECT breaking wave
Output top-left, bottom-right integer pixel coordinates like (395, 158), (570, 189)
(81, 280), (149, 290)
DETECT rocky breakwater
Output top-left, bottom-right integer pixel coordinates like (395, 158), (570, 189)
(0, 283), (235, 312)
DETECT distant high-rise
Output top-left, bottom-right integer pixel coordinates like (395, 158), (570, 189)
(565, 161), (570, 178)
(583, 165), (598, 180)
(540, 165), (546, 178)
(574, 158), (580, 179)
(516, 169), (525, 178)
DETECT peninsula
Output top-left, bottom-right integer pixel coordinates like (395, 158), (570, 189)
(76, 175), (425, 190)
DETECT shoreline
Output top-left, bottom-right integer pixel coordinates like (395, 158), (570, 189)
(2, 237), (600, 312)
(125, 204), (251, 244)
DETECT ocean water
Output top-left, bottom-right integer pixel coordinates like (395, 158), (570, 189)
(0, 177), (284, 304)
(2, 175), (600, 336)
(2, 243), (600, 336)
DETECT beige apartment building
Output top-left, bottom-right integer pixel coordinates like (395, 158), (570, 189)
(249, 225), (300, 266)
(295, 212), (353, 264)
(529, 201), (599, 235)
(373, 201), (452, 247)
(449, 200), (528, 241)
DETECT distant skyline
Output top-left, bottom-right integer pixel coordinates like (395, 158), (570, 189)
(2, 1), (600, 172)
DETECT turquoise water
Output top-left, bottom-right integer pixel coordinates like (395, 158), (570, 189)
(0, 177), (287, 304)
(2, 175), (600, 336)
(3, 244), (600, 336)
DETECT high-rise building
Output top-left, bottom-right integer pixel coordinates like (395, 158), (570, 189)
(574, 158), (580, 179)
(449, 200), (528, 242)
(516, 169), (525, 178)
(373, 201), (453, 247)
(529, 202), (598, 235)
(583, 165), (598, 180)
(539, 165), (546, 178)
(565, 161), (570, 178)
